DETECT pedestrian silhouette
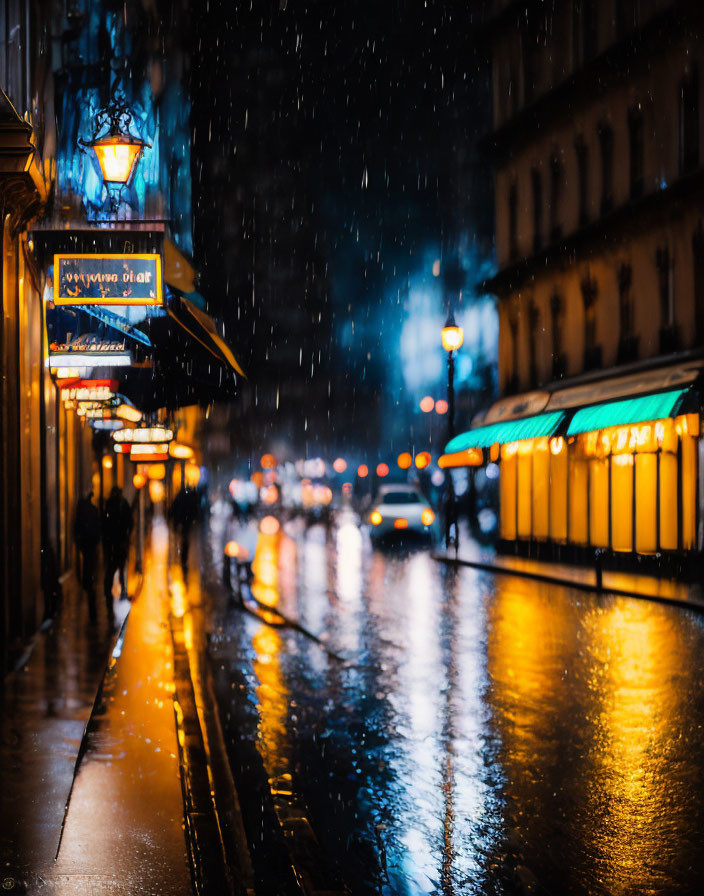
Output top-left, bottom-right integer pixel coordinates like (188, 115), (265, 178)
(103, 486), (133, 625)
(168, 487), (199, 574)
(74, 490), (101, 623)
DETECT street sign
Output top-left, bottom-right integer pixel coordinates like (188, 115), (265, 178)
(53, 253), (163, 306)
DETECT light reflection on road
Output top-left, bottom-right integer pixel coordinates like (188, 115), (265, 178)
(210, 509), (704, 895)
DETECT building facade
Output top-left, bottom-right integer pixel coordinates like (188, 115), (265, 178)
(444, 0), (704, 572)
(0, 0), (234, 671)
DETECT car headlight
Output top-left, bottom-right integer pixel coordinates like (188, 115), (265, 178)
(421, 508), (435, 526)
(370, 510), (382, 526)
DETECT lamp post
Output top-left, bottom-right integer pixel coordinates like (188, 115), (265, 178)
(80, 83), (150, 213)
(441, 312), (464, 551)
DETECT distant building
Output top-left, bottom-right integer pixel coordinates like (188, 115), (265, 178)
(444, 0), (704, 571)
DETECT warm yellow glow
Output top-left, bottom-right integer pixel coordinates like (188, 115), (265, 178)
(635, 453), (657, 554)
(132, 473), (147, 490)
(611, 454), (634, 552)
(148, 479), (165, 502)
(441, 325), (464, 352)
(91, 134), (143, 184)
(333, 457), (347, 473)
(260, 516), (280, 535)
(569, 459), (588, 545)
(224, 541), (240, 558)
(397, 452), (412, 470)
(421, 508), (435, 526)
(419, 395), (435, 413)
(102, 455), (113, 470)
(370, 510), (382, 526)
(490, 442), (500, 462)
(147, 463), (166, 481)
(549, 441), (568, 542)
(502, 441), (518, 458)
(589, 458), (609, 548)
(114, 426), (173, 443)
(549, 436), (565, 456)
(500, 448), (517, 539)
(435, 399), (448, 415)
(260, 453), (277, 469)
(438, 447), (483, 468)
(115, 403), (142, 423)
(659, 451), (678, 550)
(532, 439), (549, 540)
(169, 441), (194, 460)
(394, 518), (409, 529)
(682, 434), (697, 550)
(415, 451), (431, 470)
(517, 446), (532, 538)
(184, 462), (201, 488)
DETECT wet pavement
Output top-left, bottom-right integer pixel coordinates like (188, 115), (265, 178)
(207, 505), (704, 896)
(0, 517), (192, 896)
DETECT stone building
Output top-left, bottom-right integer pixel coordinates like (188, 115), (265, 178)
(443, 0), (704, 570)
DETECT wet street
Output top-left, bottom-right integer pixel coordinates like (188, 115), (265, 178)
(207, 506), (704, 896)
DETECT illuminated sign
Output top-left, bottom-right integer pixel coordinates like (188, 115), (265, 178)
(60, 379), (118, 403)
(53, 254), (162, 306)
(113, 426), (174, 444)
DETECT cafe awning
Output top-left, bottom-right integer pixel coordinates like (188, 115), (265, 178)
(566, 388), (690, 436)
(444, 411), (565, 455)
(166, 292), (245, 378)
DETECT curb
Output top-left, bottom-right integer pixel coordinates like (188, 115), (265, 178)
(433, 552), (704, 612)
(168, 582), (255, 896)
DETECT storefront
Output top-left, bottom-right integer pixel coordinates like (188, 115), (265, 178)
(442, 367), (704, 566)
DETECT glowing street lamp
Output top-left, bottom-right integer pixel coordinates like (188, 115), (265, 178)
(442, 311), (463, 551)
(80, 83), (150, 210)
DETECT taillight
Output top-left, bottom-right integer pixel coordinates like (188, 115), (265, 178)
(394, 518), (408, 529)
(370, 510), (383, 526)
(421, 508), (435, 526)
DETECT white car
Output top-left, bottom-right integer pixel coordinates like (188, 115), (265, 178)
(367, 485), (436, 539)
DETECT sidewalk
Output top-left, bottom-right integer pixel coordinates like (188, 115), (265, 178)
(0, 514), (243, 896)
(435, 523), (704, 610)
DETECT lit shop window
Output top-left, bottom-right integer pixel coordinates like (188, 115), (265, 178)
(549, 436), (568, 543)
(611, 454), (634, 552)
(500, 442), (518, 540)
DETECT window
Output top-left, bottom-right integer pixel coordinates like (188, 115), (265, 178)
(617, 262), (637, 363)
(656, 246), (678, 352)
(581, 272), (600, 369)
(618, 263), (633, 338)
(528, 297), (539, 386)
(575, 136), (589, 226)
(680, 67), (699, 175)
(549, 152), (562, 241)
(598, 123), (614, 214)
(508, 181), (518, 260)
(550, 291), (565, 379)
(628, 105), (644, 199)
(531, 168), (543, 252)
(508, 301), (519, 392)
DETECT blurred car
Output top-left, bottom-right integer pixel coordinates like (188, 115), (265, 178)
(367, 485), (436, 540)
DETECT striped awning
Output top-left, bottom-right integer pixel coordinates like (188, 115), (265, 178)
(444, 411), (565, 455)
(566, 388), (688, 436)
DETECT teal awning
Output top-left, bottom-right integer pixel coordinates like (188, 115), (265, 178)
(566, 388), (689, 436)
(445, 411), (565, 454)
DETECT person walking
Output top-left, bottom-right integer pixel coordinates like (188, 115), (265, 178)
(74, 490), (101, 623)
(168, 486), (199, 574)
(103, 486), (133, 625)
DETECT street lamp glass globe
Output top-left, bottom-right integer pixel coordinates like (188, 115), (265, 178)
(91, 134), (145, 185)
(441, 325), (464, 352)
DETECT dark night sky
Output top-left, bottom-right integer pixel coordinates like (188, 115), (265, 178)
(190, 0), (492, 457)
